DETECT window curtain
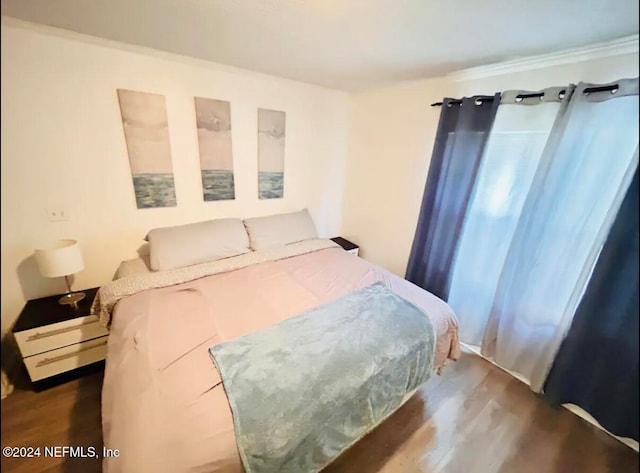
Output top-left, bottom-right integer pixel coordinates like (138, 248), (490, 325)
(544, 166), (639, 441)
(481, 79), (639, 392)
(406, 95), (500, 300)
(447, 87), (570, 344)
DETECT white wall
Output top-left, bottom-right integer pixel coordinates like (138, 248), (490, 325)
(341, 52), (639, 277)
(0, 19), (349, 331)
(2, 18), (637, 332)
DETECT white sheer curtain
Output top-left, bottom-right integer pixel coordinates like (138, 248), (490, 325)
(448, 79), (639, 392)
(448, 88), (567, 345)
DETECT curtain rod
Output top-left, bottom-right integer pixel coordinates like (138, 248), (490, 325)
(431, 84), (619, 107)
(430, 95), (497, 107)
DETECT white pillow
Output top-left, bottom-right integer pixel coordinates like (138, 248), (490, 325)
(243, 209), (318, 251)
(146, 218), (250, 271)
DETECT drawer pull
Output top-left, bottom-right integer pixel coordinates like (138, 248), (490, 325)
(35, 340), (108, 368)
(26, 321), (97, 341)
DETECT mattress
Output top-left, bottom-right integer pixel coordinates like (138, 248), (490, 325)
(102, 244), (459, 473)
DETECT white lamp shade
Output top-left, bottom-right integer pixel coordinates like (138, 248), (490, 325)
(35, 239), (84, 278)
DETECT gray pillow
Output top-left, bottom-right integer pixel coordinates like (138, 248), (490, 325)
(243, 209), (318, 251)
(146, 218), (250, 271)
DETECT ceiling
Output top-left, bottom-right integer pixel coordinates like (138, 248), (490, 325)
(2, 0), (638, 91)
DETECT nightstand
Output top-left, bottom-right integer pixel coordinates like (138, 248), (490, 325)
(12, 287), (108, 384)
(331, 237), (359, 256)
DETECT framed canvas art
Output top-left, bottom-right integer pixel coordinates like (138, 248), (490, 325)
(257, 108), (285, 199)
(117, 89), (177, 208)
(194, 97), (235, 201)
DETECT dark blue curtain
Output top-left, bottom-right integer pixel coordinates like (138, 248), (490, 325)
(406, 95), (499, 300)
(544, 166), (639, 441)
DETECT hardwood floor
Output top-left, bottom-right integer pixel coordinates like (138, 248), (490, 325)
(1, 349), (637, 473)
(1, 364), (104, 473)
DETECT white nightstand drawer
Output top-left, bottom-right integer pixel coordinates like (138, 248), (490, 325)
(14, 315), (109, 358)
(23, 336), (108, 382)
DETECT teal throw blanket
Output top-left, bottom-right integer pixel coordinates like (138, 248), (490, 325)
(209, 282), (435, 473)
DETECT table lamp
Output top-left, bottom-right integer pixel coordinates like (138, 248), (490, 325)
(35, 239), (86, 309)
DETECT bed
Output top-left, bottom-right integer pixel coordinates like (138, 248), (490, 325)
(95, 214), (459, 473)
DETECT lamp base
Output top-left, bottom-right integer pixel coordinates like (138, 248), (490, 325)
(58, 292), (86, 309)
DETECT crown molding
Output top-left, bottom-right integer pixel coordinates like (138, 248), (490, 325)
(449, 35), (639, 82)
(0, 16), (346, 94)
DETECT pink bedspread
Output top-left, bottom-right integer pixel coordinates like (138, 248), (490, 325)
(102, 247), (459, 473)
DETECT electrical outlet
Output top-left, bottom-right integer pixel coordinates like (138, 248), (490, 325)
(46, 208), (69, 222)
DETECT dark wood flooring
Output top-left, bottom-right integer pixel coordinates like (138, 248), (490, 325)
(1, 349), (637, 473)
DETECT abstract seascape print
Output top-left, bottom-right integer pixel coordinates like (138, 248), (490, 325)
(194, 97), (236, 201)
(117, 89), (177, 208)
(258, 108), (285, 199)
